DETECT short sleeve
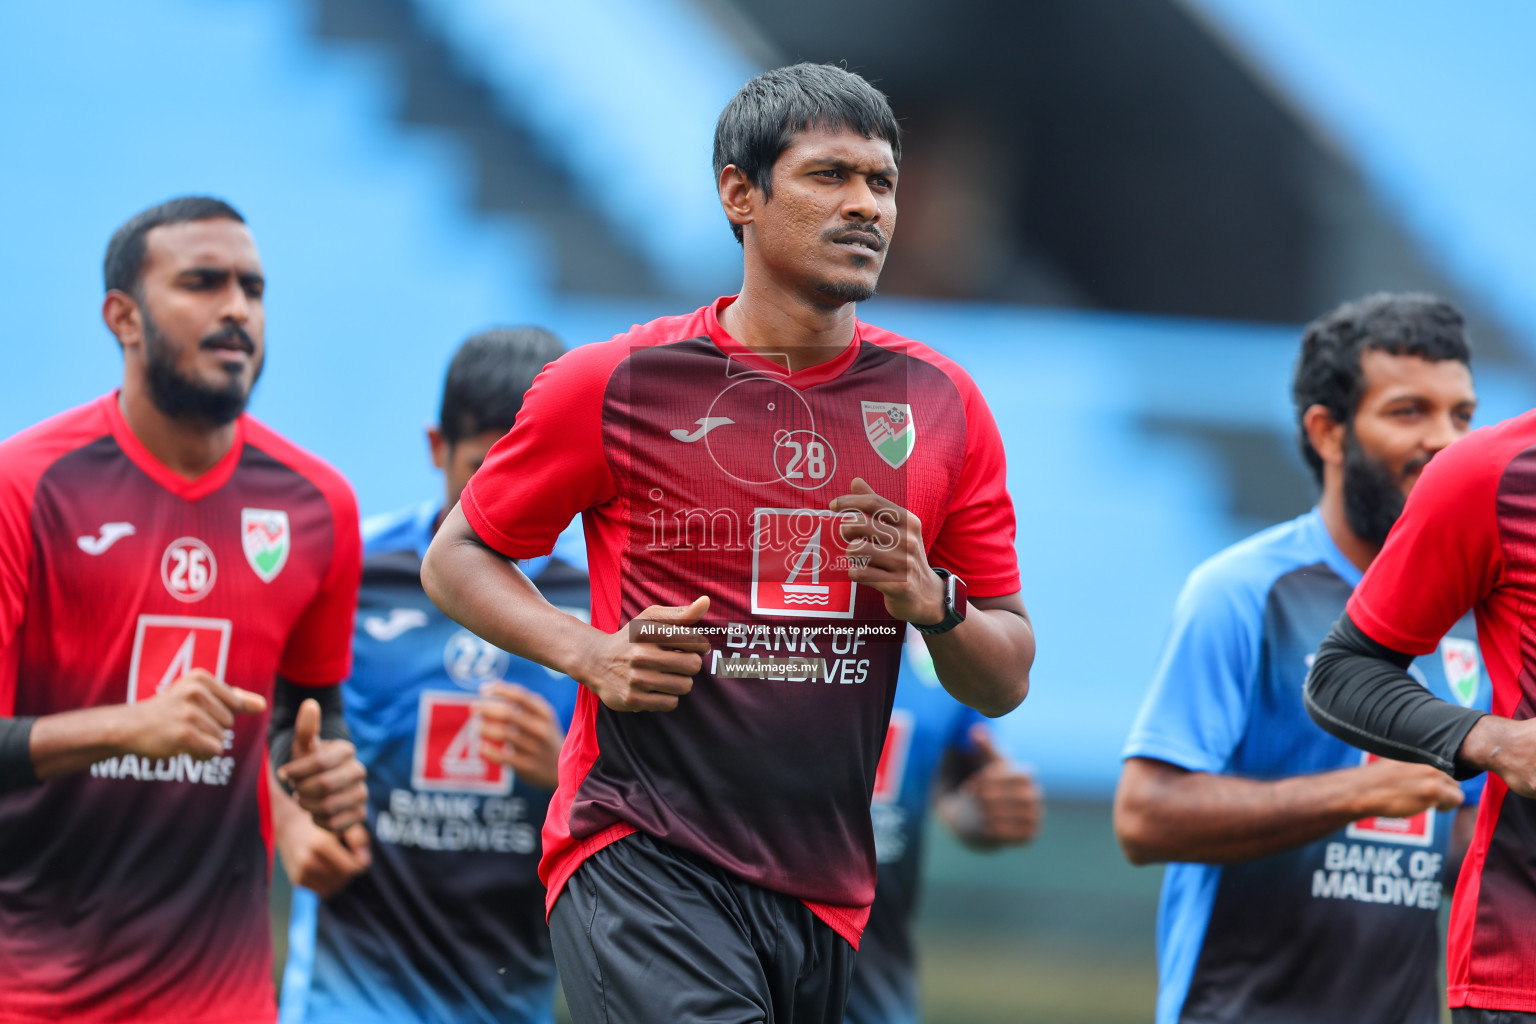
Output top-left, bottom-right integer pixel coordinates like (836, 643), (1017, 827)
(0, 464), (31, 715)
(460, 344), (619, 560)
(279, 480), (362, 686)
(926, 381), (1020, 599)
(1122, 563), (1264, 774)
(1348, 435), (1505, 657)
(0, 419), (83, 715)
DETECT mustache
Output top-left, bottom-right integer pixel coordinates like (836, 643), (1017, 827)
(1401, 453), (1434, 480)
(825, 226), (886, 252)
(200, 323), (255, 354)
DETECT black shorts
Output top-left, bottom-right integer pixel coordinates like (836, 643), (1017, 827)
(550, 832), (857, 1024)
(1452, 1011), (1536, 1023)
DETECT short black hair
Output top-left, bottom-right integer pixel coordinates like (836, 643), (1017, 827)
(103, 196), (246, 295)
(713, 62), (901, 244)
(439, 326), (566, 445)
(1292, 292), (1472, 483)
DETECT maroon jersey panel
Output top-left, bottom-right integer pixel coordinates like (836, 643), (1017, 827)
(462, 297), (1019, 945)
(0, 395), (360, 1024)
(1347, 410), (1536, 1011)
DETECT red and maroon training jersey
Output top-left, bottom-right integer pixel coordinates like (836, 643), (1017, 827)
(1347, 408), (1536, 1012)
(0, 394), (360, 1024)
(460, 296), (1020, 946)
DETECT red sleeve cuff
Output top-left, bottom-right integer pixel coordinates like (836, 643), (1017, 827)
(1346, 599), (1438, 659)
(460, 484), (553, 561)
(964, 572), (1023, 600)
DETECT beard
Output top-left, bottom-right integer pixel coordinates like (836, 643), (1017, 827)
(812, 276), (877, 304)
(810, 224), (886, 305)
(142, 310), (261, 427)
(1341, 428), (1430, 547)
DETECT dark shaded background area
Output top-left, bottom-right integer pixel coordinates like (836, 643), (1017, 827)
(723, 0), (1512, 350)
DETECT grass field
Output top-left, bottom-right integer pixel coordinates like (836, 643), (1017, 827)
(912, 798), (1161, 1023)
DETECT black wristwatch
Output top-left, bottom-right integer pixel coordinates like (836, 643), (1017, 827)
(914, 568), (968, 635)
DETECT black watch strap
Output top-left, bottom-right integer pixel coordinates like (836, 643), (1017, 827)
(914, 568), (966, 636)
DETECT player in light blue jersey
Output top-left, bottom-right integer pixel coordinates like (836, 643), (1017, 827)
(1115, 294), (1487, 1024)
(275, 327), (578, 1024)
(843, 627), (1042, 1024)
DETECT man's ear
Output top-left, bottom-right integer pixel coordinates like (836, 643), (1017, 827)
(102, 290), (143, 351)
(718, 164), (756, 236)
(1302, 404), (1347, 469)
(427, 425), (449, 471)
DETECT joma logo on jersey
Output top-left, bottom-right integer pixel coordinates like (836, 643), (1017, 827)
(872, 709), (914, 804)
(412, 691), (511, 795)
(161, 537), (216, 602)
(126, 615), (232, 703)
(750, 508), (858, 619)
(1347, 752), (1435, 846)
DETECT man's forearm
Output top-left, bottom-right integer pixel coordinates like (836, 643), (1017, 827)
(925, 596), (1033, 717)
(1305, 614), (1484, 778)
(26, 706), (137, 782)
(421, 504), (602, 682)
(1115, 758), (1385, 865)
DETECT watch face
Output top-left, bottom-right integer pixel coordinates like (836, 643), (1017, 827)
(950, 573), (967, 621)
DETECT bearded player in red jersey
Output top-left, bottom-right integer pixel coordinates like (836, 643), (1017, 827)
(0, 197), (367, 1024)
(1307, 390), (1536, 1022)
(423, 64), (1033, 1023)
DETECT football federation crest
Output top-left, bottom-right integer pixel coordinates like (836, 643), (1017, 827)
(241, 509), (290, 583)
(862, 402), (916, 469)
(1440, 637), (1481, 708)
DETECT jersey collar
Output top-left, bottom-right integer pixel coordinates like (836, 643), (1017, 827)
(705, 295), (863, 389)
(1305, 506), (1364, 588)
(102, 392), (246, 502)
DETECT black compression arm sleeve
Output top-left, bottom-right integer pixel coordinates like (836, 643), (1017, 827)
(267, 677), (351, 771)
(0, 717), (38, 793)
(1305, 613), (1485, 779)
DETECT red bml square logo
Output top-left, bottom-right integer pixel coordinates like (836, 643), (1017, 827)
(126, 615), (232, 703)
(1347, 752), (1435, 846)
(872, 710), (914, 804)
(750, 508), (858, 619)
(412, 691), (512, 795)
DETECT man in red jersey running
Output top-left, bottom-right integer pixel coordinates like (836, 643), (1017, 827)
(1307, 386), (1536, 1018)
(423, 63), (1033, 1023)
(0, 196), (367, 1024)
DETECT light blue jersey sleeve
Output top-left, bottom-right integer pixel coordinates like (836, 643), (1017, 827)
(1122, 558), (1265, 774)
